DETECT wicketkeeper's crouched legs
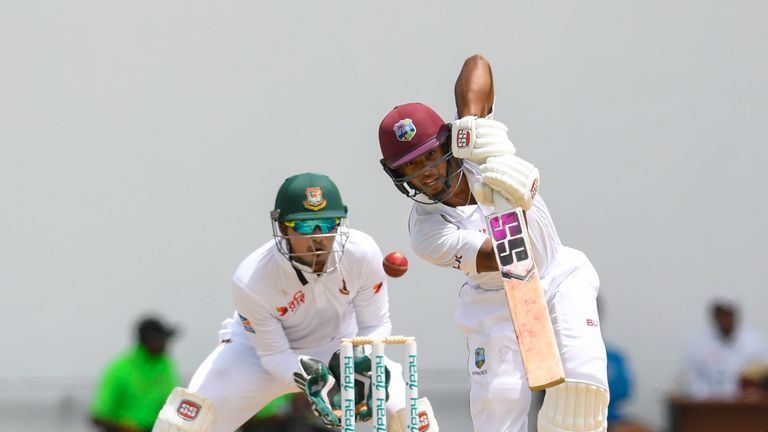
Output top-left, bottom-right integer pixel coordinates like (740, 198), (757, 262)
(154, 337), (295, 432)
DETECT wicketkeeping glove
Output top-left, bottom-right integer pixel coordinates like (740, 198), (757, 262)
(293, 355), (342, 429)
(328, 345), (391, 423)
(451, 116), (516, 164)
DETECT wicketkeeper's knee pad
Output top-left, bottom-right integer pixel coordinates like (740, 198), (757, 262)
(537, 380), (609, 432)
(389, 397), (439, 432)
(152, 387), (215, 432)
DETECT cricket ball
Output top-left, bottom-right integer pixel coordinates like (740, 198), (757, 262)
(383, 252), (409, 278)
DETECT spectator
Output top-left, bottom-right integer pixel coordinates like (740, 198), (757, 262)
(606, 343), (633, 423)
(683, 296), (768, 399)
(91, 315), (180, 432)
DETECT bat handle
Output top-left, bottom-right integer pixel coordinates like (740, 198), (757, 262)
(492, 190), (513, 212)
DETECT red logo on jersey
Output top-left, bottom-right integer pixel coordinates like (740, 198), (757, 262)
(586, 319), (599, 327)
(418, 411), (430, 431)
(177, 400), (201, 421)
(276, 290), (306, 316)
(373, 282), (383, 294)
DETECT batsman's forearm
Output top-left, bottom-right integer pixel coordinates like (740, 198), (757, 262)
(455, 54), (494, 117)
(476, 237), (501, 273)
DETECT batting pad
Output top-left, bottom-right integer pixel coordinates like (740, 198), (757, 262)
(153, 387), (215, 432)
(538, 380), (609, 432)
(393, 396), (439, 432)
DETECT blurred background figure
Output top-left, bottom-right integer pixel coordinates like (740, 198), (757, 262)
(606, 342), (633, 424)
(599, 297), (654, 432)
(683, 296), (768, 400)
(90, 315), (180, 432)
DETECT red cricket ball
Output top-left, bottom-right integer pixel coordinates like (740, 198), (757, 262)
(383, 252), (409, 278)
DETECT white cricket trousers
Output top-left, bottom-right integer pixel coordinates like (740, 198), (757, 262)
(187, 318), (406, 432)
(459, 254), (608, 432)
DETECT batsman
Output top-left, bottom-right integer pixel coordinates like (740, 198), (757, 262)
(152, 173), (437, 432)
(377, 55), (609, 431)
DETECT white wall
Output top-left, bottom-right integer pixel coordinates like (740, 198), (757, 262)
(2, 1), (767, 430)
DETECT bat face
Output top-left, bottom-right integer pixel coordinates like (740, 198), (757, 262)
(487, 205), (565, 391)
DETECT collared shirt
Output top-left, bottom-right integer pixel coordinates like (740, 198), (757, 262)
(91, 345), (180, 430)
(232, 228), (391, 384)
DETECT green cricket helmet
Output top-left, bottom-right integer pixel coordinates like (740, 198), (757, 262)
(270, 173), (350, 274)
(271, 172), (348, 222)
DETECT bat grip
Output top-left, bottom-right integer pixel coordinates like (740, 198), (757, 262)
(492, 190), (513, 212)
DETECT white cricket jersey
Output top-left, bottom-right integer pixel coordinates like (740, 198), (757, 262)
(409, 161), (591, 296)
(227, 228), (391, 385)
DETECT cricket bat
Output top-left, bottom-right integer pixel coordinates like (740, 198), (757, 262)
(486, 191), (565, 391)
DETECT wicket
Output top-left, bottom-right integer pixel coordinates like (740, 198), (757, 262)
(340, 335), (418, 432)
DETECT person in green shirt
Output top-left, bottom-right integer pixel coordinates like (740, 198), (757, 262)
(91, 316), (181, 432)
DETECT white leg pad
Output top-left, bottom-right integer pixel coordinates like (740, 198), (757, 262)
(391, 397), (439, 432)
(152, 387), (215, 432)
(537, 380), (609, 432)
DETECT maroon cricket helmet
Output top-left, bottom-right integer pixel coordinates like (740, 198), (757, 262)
(378, 103), (449, 169)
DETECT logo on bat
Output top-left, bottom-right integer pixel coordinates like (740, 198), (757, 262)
(394, 119), (416, 141)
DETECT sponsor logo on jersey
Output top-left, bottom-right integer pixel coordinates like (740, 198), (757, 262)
(372, 281), (383, 294)
(586, 318), (599, 327)
(238, 313), (255, 333)
(339, 279), (350, 295)
(452, 254), (463, 270)
(177, 399), (201, 421)
(276, 290), (306, 316)
(474, 347), (486, 369)
(303, 187), (327, 211)
(394, 119), (416, 141)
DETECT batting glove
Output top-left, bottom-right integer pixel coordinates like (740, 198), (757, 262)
(451, 116), (516, 164)
(475, 154), (540, 210)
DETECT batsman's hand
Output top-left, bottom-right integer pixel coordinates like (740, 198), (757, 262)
(473, 154), (540, 210)
(329, 346), (391, 423)
(293, 356), (342, 429)
(451, 116), (516, 164)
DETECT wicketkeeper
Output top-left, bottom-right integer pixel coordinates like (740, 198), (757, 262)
(152, 173), (437, 432)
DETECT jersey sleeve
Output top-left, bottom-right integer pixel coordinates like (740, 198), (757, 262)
(232, 283), (299, 385)
(409, 211), (488, 276)
(352, 236), (392, 340)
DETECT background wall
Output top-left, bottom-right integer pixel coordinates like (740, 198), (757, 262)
(2, 1), (767, 430)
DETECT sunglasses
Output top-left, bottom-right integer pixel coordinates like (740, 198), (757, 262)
(284, 218), (341, 234)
